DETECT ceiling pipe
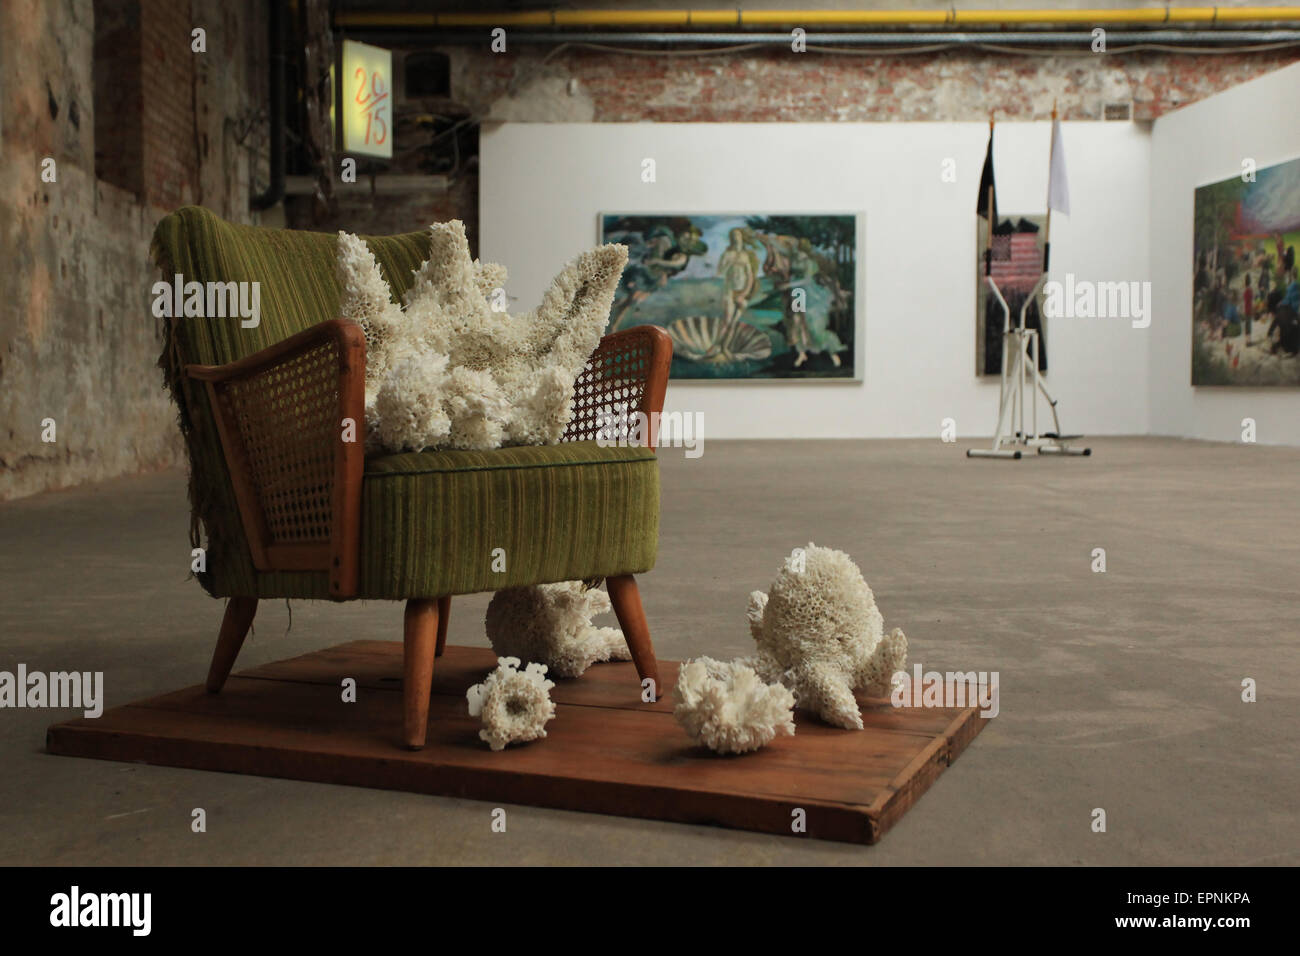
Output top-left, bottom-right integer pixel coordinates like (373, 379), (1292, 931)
(334, 7), (1300, 30)
(344, 29), (1300, 47)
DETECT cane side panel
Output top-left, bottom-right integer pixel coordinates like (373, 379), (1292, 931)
(562, 326), (672, 450)
(214, 339), (339, 549)
(195, 320), (366, 597)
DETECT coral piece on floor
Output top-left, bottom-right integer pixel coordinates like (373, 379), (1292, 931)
(485, 581), (631, 678)
(746, 543), (909, 730)
(336, 220), (628, 453)
(465, 657), (557, 751)
(672, 656), (796, 755)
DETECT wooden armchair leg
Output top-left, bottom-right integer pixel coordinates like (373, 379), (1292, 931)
(403, 598), (440, 749)
(435, 596), (451, 657)
(206, 597), (258, 693)
(606, 574), (663, 701)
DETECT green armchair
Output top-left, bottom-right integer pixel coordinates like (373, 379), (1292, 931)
(152, 206), (671, 748)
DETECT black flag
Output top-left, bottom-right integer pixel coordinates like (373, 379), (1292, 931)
(976, 127), (997, 223)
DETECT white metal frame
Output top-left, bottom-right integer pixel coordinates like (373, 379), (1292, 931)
(967, 274), (1090, 459)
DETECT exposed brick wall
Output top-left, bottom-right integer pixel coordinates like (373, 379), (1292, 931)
(139, 0), (197, 210)
(285, 170), (481, 253)
(447, 44), (1300, 123)
(0, 0), (267, 501)
(92, 0), (144, 195)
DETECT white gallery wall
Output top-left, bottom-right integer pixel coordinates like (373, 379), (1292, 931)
(481, 121), (1151, 439)
(1149, 61), (1300, 446)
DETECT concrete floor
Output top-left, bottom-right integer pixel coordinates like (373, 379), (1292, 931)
(2, 437), (1297, 865)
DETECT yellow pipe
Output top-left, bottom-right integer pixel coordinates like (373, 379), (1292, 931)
(683, 11), (744, 26)
(438, 11), (553, 28)
(334, 8), (1300, 30)
(951, 10), (1178, 24)
(741, 11), (950, 25)
(554, 11), (691, 26)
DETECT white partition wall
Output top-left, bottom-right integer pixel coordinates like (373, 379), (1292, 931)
(481, 121), (1151, 440)
(1149, 61), (1300, 446)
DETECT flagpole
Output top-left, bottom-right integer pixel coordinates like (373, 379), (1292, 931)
(985, 113), (995, 277)
(1044, 101), (1056, 274)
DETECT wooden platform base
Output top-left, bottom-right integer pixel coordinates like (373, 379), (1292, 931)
(46, 642), (988, 844)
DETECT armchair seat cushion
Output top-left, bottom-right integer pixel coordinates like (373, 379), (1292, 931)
(358, 440), (659, 599)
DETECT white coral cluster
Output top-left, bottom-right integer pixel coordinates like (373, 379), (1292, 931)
(746, 543), (908, 730)
(672, 657), (796, 755)
(335, 222), (628, 454)
(485, 581), (631, 678)
(465, 657), (557, 751)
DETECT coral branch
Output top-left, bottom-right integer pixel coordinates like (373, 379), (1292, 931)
(748, 543), (909, 730)
(673, 657), (796, 755)
(336, 221), (628, 453)
(485, 582), (631, 678)
(466, 657), (557, 751)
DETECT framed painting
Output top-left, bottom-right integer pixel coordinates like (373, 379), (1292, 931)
(598, 213), (860, 381)
(1192, 155), (1300, 386)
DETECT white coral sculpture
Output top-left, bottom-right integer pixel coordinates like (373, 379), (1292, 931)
(466, 656), (557, 751)
(672, 656), (796, 755)
(746, 543), (908, 730)
(485, 581), (631, 679)
(335, 221), (628, 454)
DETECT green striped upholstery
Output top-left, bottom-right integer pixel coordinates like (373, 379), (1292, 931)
(151, 206), (660, 601)
(153, 205), (434, 365)
(361, 442), (659, 598)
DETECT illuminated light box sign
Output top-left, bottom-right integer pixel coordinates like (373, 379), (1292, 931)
(340, 39), (392, 159)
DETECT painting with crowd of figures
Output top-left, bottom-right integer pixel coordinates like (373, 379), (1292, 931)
(1192, 155), (1300, 386)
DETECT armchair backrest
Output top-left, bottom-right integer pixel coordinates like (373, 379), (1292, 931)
(151, 206), (433, 600)
(152, 205), (432, 367)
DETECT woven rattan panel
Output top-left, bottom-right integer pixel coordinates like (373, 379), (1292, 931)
(217, 340), (339, 545)
(562, 330), (654, 444)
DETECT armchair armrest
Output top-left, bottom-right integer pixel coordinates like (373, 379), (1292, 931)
(561, 324), (673, 451)
(185, 319), (366, 599)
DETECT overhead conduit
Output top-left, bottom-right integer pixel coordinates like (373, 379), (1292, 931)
(333, 7), (1300, 50)
(334, 7), (1300, 29)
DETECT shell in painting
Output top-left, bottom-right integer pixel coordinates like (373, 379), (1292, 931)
(665, 315), (773, 363)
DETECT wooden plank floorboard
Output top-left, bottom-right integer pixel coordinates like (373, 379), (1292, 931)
(112, 681), (922, 797)
(234, 640), (963, 735)
(46, 643), (989, 844)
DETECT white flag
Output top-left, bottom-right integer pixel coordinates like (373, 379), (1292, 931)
(1048, 117), (1070, 214)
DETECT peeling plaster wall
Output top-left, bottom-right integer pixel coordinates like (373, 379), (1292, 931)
(0, 0), (266, 501)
